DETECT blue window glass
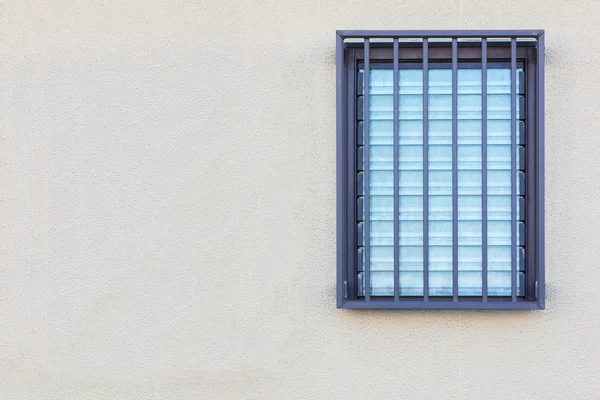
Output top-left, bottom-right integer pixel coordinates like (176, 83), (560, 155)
(360, 67), (524, 297)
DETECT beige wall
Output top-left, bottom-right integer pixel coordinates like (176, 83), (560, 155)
(1, 0), (598, 398)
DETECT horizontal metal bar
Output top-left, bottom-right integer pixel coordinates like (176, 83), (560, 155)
(352, 46), (533, 63)
(337, 30), (544, 39)
(340, 300), (544, 310)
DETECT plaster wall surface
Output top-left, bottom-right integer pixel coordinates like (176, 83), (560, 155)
(0, 0), (598, 398)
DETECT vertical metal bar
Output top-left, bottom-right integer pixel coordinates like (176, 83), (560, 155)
(422, 39), (429, 301)
(511, 38), (517, 302)
(364, 38), (371, 301)
(452, 38), (458, 302)
(536, 33), (545, 308)
(393, 39), (400, 301)
(481, 38), (488, 302)
(336, 34), (346, 307)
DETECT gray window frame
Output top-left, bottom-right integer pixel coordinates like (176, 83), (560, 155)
(336, 30), (545, 310)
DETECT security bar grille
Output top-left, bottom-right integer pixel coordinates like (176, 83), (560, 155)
(336, 30), (545, 310)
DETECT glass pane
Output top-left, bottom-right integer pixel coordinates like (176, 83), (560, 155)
(363, 65), (523, 297)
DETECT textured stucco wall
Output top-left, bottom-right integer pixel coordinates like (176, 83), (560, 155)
(1, 0), (599, 399)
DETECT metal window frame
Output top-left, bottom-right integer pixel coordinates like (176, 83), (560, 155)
(336, 30), (545, 310)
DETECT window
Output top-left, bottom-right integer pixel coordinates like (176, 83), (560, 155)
(336, 30), (545, 309)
